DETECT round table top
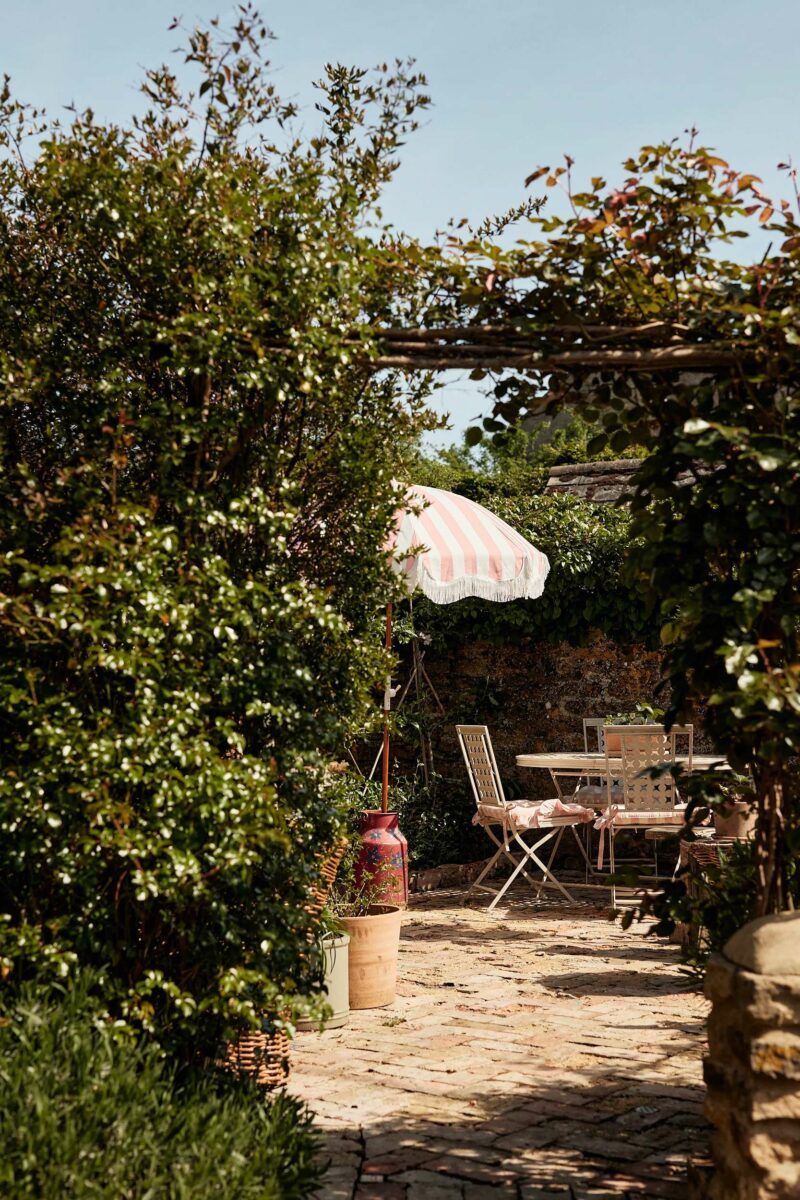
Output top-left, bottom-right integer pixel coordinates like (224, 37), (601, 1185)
(515, 751), (730, 772)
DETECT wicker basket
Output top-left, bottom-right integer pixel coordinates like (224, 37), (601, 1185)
(221, 1028), (292, 1089)
(219, 837), (348, 1088)
(305, 836), (348, 925)
(679, 837), (733, 953)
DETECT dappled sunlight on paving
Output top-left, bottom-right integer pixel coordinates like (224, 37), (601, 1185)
(290, 885), (710, 1199)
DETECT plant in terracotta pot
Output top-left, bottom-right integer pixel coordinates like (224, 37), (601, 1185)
(328, 838), (402, 1010)
(711, 774), (757, 840)
(603, 703), (665, 752)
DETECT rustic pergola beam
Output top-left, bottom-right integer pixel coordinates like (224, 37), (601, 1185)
(370, 344), (736, 372)
(260, 324), (739, 373)
(376, 321), (689, 343)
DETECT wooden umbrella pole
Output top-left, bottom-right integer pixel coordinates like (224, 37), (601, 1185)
(381, 602), (393, 814)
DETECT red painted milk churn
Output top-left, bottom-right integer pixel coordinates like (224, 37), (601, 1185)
(355, 810), (409, 907)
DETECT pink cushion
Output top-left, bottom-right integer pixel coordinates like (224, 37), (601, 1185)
(473, 798), (595, 833)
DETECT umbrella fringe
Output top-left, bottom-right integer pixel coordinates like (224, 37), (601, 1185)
(415, 569), (549, 605)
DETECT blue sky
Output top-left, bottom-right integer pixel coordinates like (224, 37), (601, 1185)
(5, 1), (799, 446)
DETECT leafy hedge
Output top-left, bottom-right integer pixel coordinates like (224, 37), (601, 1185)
(412, 424), (655, 649)
(0, 976), (322, 1200)
(414, 490), (653, 648)
(0, 15), (434, 1054)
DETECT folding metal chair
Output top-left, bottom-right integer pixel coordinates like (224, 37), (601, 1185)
(571, 717), (623, 805)
(547, 718), (618, 805)
(456, 724), (594, 911)
(599, 723), (694, 905)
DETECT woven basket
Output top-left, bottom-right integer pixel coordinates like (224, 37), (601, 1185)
(305, 836), (348, 926)
(219, 837), (348, 1088)
(221, 1028), (292, 1089)
(680, 838), (732, 954)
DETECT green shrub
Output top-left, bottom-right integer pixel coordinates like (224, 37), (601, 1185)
(414, 428), (652, 648)
(623, 775), (800, 967)
(0, 14), (435, 1051)
(0, 977), (322, 1200)
(636, 835), (800, 972)
(0, 500), (363, 1050)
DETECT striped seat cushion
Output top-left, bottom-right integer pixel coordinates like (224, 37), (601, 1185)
(607, 806), (686, 826)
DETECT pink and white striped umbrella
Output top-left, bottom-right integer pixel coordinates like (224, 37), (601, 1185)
(388, 484), (550, 604)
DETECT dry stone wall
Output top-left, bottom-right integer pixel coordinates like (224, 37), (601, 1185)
(696, 914), (800, 1200)
(544, 457), (696, 503)
(413, 630), (675, 803)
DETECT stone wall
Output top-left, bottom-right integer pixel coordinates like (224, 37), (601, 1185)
(406, 629), (673, 803)
(545, 457), (697, 504)
(696, 914), (800, 1200)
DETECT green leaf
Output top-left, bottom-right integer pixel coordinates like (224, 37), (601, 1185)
(586, 434), (608, 457)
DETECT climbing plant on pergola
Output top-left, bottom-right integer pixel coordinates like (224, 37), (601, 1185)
(368, 142), (800, 916)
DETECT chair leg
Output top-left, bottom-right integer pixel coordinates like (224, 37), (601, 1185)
(514, 829), (577, 905)
(533, 826), (565, 902)
(570, 823), (598, 879)
(495, 836), (543, 895)
(584, 821), (590, 884)
(610, 828), (617, 908)
(487, 829), (558, 910)
(470, 827), (542, 908)
(474, 822), (585, 912)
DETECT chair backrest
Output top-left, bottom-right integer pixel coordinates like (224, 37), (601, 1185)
(456, 725), (506, 809)
(604, 724), (694, 812)
(583, 717), (605, 753)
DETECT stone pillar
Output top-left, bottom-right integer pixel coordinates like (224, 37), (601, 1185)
(699, 912), (800, 1200)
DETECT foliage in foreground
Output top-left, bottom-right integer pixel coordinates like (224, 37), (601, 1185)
(0, 10), (436, 1051)
(638, 831), (800, 972)
(450, 140), (800, 913)
(0, 976), (322, 1200)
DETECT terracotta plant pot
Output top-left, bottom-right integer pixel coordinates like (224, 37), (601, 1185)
(604, 728), (661, 754)
(339, 904), (401, 1009)
(714, 800), (757, 840)
(295, 933), (350, 1031)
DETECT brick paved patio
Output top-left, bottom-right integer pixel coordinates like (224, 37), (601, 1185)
(291, 887), (711, 1200)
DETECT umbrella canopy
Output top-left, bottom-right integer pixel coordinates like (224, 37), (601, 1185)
(388, 484), (550, 603)
(373, 484), (550, 814)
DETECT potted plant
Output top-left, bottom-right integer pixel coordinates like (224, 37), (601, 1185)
(603, 703), (665, 752)
(712, 775), (757, 840)
(296, 907), (351, 1031)
(328, 842), (402, 1010)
